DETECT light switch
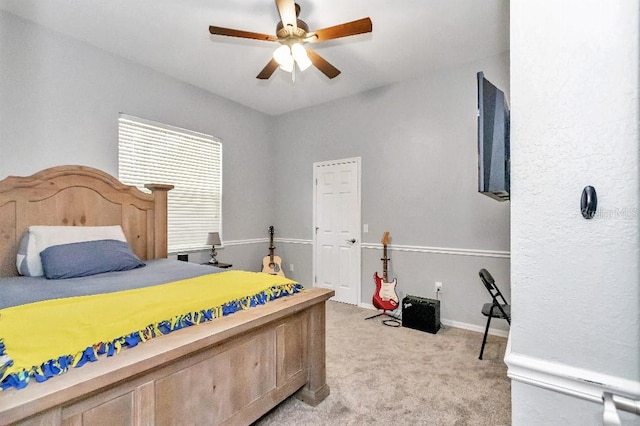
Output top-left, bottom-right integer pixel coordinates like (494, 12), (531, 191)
(363, 224), (369, 233)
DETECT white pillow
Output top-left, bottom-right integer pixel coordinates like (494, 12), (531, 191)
(16, 225), (127, 277)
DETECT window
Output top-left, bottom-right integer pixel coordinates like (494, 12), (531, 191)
(118, 114), (222, 252)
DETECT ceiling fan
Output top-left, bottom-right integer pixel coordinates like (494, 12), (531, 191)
(208, 0), (372, 80)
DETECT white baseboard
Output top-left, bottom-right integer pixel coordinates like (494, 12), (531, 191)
(441, 318), (509, 338)
(357, 302), (509, 337)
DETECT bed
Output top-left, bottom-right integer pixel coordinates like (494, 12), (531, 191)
(0, 165), (334, 425)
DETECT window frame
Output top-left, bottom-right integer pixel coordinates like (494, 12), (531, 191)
(118, 113), (222, 253)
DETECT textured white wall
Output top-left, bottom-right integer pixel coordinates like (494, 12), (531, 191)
(510, 0), (639, 422)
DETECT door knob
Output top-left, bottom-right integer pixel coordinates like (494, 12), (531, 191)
(346, 238), (356, 244)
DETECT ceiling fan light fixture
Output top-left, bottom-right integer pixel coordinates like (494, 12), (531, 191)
(273, 45), (291, 65)
(273, 43), (308, 74)
(209, 2), (372, 80)
(279, 57), (295, 73)
(291, 43), (312, 71)
(273, 45), (294, 72)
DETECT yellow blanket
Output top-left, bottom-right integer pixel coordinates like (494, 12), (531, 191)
(0, 270), (301, 390)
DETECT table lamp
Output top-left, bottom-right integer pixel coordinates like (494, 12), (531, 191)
(206, 232), (221, 264)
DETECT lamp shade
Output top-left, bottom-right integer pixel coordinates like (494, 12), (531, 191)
(279, 55), (295, 73)
(273, 45), (291, 66)
(291, 43), (311, 71)
(206, 232), (221, 246)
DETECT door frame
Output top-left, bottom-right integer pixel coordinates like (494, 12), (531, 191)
(312, 157), (362, 305)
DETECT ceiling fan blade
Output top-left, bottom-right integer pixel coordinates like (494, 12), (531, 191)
(256, 58), (279, 80)
(275, 0), (297, 31)
(308, 17), (373, 43)
(209, 26), (277, 42)
(306, 48), (341, 79)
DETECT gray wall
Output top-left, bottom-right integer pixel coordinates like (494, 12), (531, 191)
(509, 0), (639, 423)
(273, 52), (512, 333)
(0, 11), (275, 264)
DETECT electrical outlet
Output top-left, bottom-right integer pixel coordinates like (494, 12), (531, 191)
(435, 281), (443, 293)
(289, 264), (294, 272)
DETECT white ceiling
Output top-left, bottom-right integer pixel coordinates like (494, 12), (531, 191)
(0, 0), (509, 116)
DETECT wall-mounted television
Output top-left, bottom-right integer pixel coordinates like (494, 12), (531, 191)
(477, 71), (510, 201)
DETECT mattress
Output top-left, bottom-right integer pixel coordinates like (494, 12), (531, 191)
(0, 259), (223, 309)
(0, 262), (303, 391)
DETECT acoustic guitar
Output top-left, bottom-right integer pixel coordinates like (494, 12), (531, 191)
(372, 231), (399, 312)
(261, 226), (285, 277)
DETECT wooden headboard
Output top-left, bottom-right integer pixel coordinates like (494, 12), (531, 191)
(0, 165), (173, 277)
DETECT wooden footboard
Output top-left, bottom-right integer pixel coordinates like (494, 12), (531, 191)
(0, 287), (334, 426)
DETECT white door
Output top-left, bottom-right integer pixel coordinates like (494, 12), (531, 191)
(313, 157), (361, 305)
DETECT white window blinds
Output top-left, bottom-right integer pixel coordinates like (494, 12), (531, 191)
(118, 114), (222, 252)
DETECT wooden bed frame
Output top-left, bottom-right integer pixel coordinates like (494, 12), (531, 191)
(0, 166), (333, 425)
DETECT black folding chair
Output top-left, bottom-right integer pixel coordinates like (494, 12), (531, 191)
(478, 268), (511, 360)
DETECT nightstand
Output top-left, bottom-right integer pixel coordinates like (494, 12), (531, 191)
(201, 262), (232, 269)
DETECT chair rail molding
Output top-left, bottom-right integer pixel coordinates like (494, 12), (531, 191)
(275, 238), (313, 245)
(361, 242), (510, 259)
(222, 238), (269, 246)
(505, 349), (640, 405)
(214, 238), (510, 260)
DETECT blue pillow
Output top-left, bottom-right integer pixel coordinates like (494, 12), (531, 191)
(40, 239), (145, 279)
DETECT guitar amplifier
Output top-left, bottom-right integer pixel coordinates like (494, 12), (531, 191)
(402, 295), (440, 334)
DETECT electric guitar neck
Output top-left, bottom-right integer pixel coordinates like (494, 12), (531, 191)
(382, 236), (389, 282)
(372, 231), (399, 311)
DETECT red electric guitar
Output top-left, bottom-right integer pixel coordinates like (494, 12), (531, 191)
(370, 231), (399, 317)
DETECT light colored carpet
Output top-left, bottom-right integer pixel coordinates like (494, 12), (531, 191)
(254, 300), (511, 426)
